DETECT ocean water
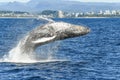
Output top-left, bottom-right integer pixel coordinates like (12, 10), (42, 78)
(0, 18), (120, 80)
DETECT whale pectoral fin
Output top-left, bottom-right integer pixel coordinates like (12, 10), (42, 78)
(32, 35), (56, 44)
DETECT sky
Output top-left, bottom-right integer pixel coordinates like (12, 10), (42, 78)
(76, 0), (120, 2)
(0, 0), (120, 3)
(0, 0), (30, 2)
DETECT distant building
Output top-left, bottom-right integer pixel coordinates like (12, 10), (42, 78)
(118, 10), (120, 15)
(98, 10), (103, 15)
(58, 10), (64, 18)
(104, 10), (111, 15)
(75, 13), (79, 17)
(86, 11), (94, 15)
(111, 10), (117, 15)
(79, 12), (83, 15)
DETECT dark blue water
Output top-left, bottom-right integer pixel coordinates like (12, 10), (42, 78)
(0, 18), (120, 80)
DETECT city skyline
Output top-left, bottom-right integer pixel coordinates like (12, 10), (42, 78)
(0, 0), (120, 3)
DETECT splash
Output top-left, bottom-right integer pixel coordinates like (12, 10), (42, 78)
(37, 16), (54, 22)
(0, 18), (63, 63)
(0, 40), (62, 63)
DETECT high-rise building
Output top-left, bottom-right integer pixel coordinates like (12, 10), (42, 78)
(58, 10), (64, 18)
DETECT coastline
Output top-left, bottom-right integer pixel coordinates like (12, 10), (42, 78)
(0, 16), (120, 19)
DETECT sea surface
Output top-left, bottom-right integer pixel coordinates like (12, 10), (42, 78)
(0, 18), (120, 80)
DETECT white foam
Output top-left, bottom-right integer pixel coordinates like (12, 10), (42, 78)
(0, 37), (63, 63)
(0, 57), (67, 63)
(0, 45), (66, 63)
(0, 45), (35, 63)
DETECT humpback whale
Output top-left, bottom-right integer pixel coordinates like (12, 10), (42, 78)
(16, 22), (90, 54)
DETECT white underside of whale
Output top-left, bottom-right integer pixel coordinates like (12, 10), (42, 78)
(32, 35), (56, 43)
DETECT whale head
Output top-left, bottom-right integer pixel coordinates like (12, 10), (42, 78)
(52, 22), (90, 39)
(19, 22), (90, 53)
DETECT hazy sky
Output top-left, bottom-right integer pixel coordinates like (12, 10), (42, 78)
(76, 0), (120, 2)
(0, 0), (30, 2)
(0, 0), (120, 3)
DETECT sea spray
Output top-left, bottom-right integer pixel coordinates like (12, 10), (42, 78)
(37, 16), (54, 22)
(35, 41), (61, 60)
(0, 37), (61, 63)
(1, 36), (36, 63)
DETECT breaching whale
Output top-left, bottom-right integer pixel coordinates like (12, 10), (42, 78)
(17, 22), (90, 54)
